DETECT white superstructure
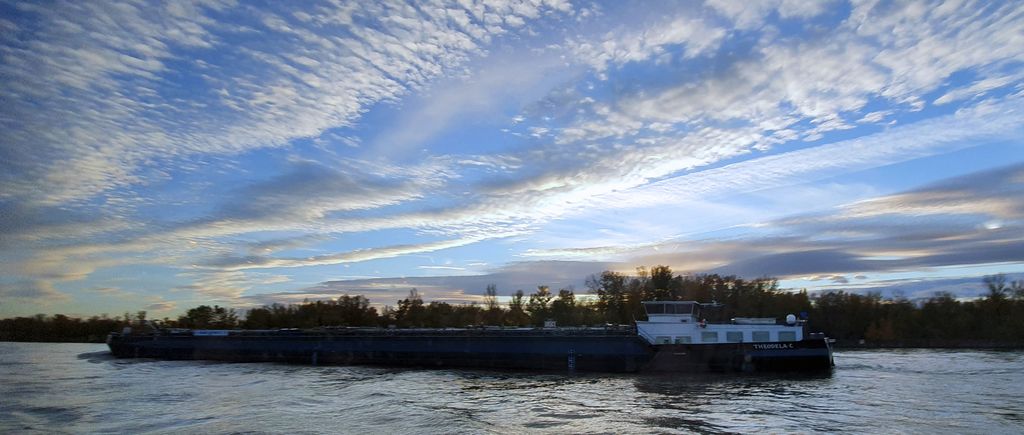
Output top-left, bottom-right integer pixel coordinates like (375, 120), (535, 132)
(635, 301), (804, 345)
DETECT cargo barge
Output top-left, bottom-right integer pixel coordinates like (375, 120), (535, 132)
(107, 301), (834, 373)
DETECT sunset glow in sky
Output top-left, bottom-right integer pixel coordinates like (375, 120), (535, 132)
(2, 0), (1024, 317)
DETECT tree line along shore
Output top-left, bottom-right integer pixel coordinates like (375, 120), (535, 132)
(2, 267), (1023, 348)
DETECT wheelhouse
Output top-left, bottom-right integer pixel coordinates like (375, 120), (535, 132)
(642, 301), (702, 323)
(636, 300), (804, 346)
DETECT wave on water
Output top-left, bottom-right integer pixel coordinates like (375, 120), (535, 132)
(76, 350), (115, 363)
(2, 343), (1023, 434)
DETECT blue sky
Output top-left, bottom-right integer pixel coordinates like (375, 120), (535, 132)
(2, 0), (1024, 318)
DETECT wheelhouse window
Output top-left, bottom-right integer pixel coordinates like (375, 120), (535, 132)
(778, 331), (797, 342)
(701, 331), (718, 343)
(656, 336), (671, 344)
(673, 303), (697, 315)
(644, 302), (699, 316)
(752, 331), (770, 342)
(726, 331), (743, 342)
(674, 336), (692, 344)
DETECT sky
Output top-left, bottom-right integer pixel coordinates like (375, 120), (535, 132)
(2, 0), (1024, 318)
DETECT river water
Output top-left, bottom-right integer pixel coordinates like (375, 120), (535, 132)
(1, 342), (1022, 434)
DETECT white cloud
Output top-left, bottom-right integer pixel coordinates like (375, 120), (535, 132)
(202, 236), (493, 272)
(4, 0), (1024, 313)
(934, 73), (1023, 105)
(554, 0), (1024, 158)
(852, 0), (1024, 103)
(144, 299), (178, 313)
(418, 265), (467, 271)
(1, 0), (573, 206)
(706, 0), (833, 29)
(571, 13), (727, 73)
(175, 270), (251, 301)
(368, 51), (575, 156)
(592, 97), (1024, 211)
(856, 110), (892, 124)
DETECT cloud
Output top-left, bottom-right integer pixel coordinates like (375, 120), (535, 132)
(1, 0), (573, 206)
(648, 164), (1024, 279)
(0, 280), (72, 303)
(92, 287), (133, 297)
(200, 236), (490, 272)
(369, 51), (577, 157)
(589, 97), (1024, 212)
(570, 12), (727, 74)
(418, 265), (467, 271)
(238, 286), (489, 308)
(247, 235), (329, 256)
(550, 0), (1024, 157)
(856, 110), (892, 124)
(934, 73), (1023, 105)
(3, 0), (1022, 315)
(803, 273), (1024, 301)
(144, 301), (178, 312)
(711, 250), (867, 278)
(7, 82), (1018, 305)
(296, 260), (617, 303)
(0, 200), (136, 249)
(175, 270), (251, 301)
(256, 274), (292, 285)
(706, 0), (834, 29)
(779, 163), (1024, 226)
(851, 0), (1024, 103)
(214, 159), (439, 222)
(516, 162), (1024, 289)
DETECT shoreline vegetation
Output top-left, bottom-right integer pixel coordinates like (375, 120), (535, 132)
(2, 267), (1022, 349)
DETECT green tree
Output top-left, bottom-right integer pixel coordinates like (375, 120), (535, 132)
(550, 288), (577, 326)
(588, 270), (628, 324)
(394, 289), (426, 327)
(483, 284), (504, 325)
(649, 265), (674, 301)
(625, 267), (650, 321)
(506, 290), (529, 326)
(336, 295), (378, 326)
(527, 286), (553, 326)
(210, 306), (238, 328)
(179, 305), (214, 328)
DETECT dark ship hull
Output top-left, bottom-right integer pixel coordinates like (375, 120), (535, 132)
(643, 339), (834, 372)
(107, 328), (833, 373)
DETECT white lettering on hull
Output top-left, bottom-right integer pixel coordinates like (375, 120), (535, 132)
(753, 343), (795, 349)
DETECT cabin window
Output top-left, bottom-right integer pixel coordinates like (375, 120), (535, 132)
(778, 331), (797, 342)
(656, 336), (672, 344)
(701, 331), (718, 343)
(752, 331), (770, 342)
(647, 304), (665, 314)
(675, 336), (692, 344)
(726, 331), (743, 342)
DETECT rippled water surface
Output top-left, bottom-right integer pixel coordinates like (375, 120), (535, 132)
(2, 342), (1023, 433)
